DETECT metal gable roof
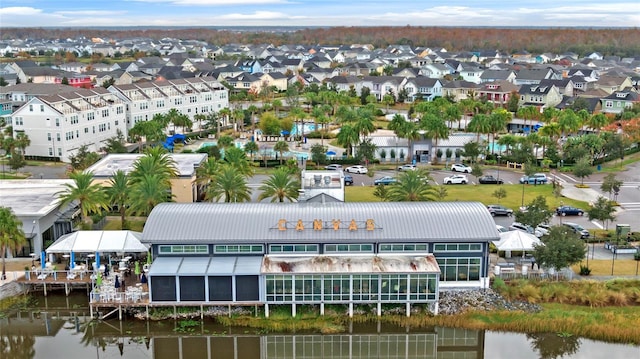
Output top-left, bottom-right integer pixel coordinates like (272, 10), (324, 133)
(142, 202), (498, 244)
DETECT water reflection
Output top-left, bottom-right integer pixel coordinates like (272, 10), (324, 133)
(1, 297), (639, 359)
(527, 332), (581, 359)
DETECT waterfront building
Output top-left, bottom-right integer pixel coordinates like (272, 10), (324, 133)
(142, 201), (497, 316)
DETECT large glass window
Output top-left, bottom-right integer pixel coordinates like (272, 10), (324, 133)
(436, 257), (481, 281)
(432, 243), (482, 252)
(380, 274), (407, 301)
(294, 275), (322, 301)
(266, 275), (293, 302)
(379, 243), (429, 253)
(408, 274), (437, 301)
(213, 244), (263, 254)
(324, 244), (373, 254)
(352, 275), (378, 301)
(269, 244), (318, 254)
(158, 245), (209, 255)
(323, 275), (350, 301)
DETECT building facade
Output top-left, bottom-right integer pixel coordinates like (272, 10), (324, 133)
(142, 202), (498, 316)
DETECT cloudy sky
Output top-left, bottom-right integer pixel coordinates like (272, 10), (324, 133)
(1, 0), (638, 28)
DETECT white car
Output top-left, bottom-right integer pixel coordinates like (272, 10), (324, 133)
(443, 174), (468, 185)
(496, 225), (509, 233)
(325, 164), (342, 171)
(397, 164), (417, 171)
(509, 222), (543, 237)
(535, 223), (552, 236)
(344, 165), (368, 174)
(451, 163), (472, 173)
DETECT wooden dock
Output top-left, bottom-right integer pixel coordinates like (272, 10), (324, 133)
(17, 270), (92, 296)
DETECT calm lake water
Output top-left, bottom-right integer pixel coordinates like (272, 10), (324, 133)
(1, 294), (638, 359)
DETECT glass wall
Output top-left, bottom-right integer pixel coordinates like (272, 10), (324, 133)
(436, 258), (481, 282)
(265, 273), (438, 304)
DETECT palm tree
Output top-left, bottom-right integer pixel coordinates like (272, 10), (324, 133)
(516, 105), (539, 133)
(386, 170), (435, 201)
(166, 108), (192, 134)
(217, 135), (234, 149)
(223, 147), (253, 176)
(258, 168), (300, 203)
(247, 105), (259, 134)
(0, 206), (26, 280)
(420, 113), (449, 164)
(206, 164), (252, 202)
(14, 132), (30, 160)
(105, 170), (130, 230)
(558, 109), (582, 136)
(196, 157), (220, 187)
(488, 108), (511, 154)
(336, 124), (359, 157)
(467, 114), (491, 143)
(243, 141), (259, 161)
(497, 134), (518, 155)
(218, 108), (232, 137)
(273, 140), (289, 165)
(128, 174), (174, 216)
(130, 147), (178, 182)
(587, 113), (609, 133)
(389, 114), (419, 163)
(56, 171), (108, 227)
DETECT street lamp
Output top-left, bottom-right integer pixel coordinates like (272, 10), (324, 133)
(496, 155), (502, 184)
(520, 181), (526, 210)
(0, 148), (5, 179)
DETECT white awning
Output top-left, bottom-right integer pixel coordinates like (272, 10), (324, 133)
(46, 230), (148, 254)
(148, 256), (263, 276)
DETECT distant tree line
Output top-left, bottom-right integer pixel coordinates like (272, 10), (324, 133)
(2, 27), (639, 57)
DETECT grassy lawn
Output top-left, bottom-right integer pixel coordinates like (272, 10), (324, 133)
(346, 183), (587, 210)
(103, 218), (146, 232)
(599, 151), (640, 173)
(572, 258), (640, 276)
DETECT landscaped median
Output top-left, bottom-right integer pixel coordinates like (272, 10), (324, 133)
(345, 183), (588, 210)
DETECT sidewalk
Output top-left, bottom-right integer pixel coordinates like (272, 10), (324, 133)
(561, 185), (602, 205)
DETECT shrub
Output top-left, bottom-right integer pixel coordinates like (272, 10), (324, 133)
(491, 277), (507, 293)
(579, 265), (592, 276)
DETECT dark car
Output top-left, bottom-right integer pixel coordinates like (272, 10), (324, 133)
(556, 205), (584, 216)
(374, 176), (397, 185)
(344, 174), (353, 186)
(563, 222), (590, 238)
(487, 204), (513, 217)
(478, 175), (504, 184)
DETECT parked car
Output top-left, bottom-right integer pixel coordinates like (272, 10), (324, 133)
(397, 164), (417, 171)
(344, 174), (353, 186)
(563, 222), (590, 238)
(519, 173), (548, 184)
(345, 165), (368, 174)
(478, 175), (504, 184)
(325, 164), (342, 171)
(487, 204), (513, 217)
(535, 223), (552, 236)
(374, 176), (397, 185)
(509, 222), (543, 237)
(451, 163), (472, 173)
(556, 205), (584, 216)
(443, 174), (468, 185)
(496, 225), (509, 233)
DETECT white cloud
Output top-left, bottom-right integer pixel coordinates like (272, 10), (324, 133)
(0, 6), (43, 15)
(54, 10), (127, 16)
(130, 0), (291, 4)
(218, 11), (287, 20)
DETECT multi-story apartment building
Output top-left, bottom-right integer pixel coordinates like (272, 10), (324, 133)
(11, 87), (128, 162)
(11, 76), (229, 162)
(108, 76), (228, 131)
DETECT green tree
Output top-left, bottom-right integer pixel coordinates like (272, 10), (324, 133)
(434, 186), (448, 201)
(492, 188), (507, 203)
(206, 164), (252, 202)
(462, 141), (481, 164)
(56, 171), (108, 227)
(259, 112), (282, 136)
(420, 113), (449, 164)
(243, 141), (259, 161)
(0, 207), (26, 280)
(388, 114), (419, 162)
(222, 147), (253, 176)
(532, 226), (586, 272)
(572, 156), (593, 185)
(258, 168), (300, 203)
(600, 173), (623, 200)
(273, 140), (289, 165)
(14, 132), (30, 160)
(69, 144), (101, 170)
(217, 135), (234, 149)
(335, 124), (359, 157)
(385, 170), (435, 202)
(514, 195), (553, 228)
(471, 164), (483, 183)
(128, 173), (174, 215)
(103, 129), (128, 154)
(310, 143), (327, 166)
(587, 197), (616, 230)
(105, 170), (130, 229)
(356, 139), (377, 165)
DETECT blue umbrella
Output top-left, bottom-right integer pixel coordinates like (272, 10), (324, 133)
(114, 275), (120, 289)
(40, 251), (46, 269)
(326, 150), (337, 156)
(70, 251), (75, 269)
(95, 252), (100, 271)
